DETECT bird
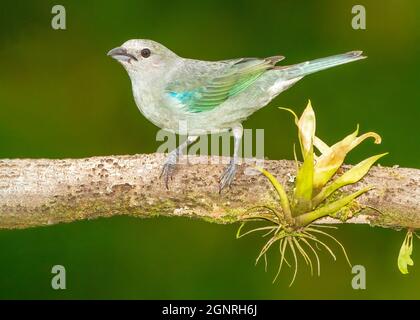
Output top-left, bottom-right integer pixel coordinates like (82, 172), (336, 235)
(107, 39), (366, 192)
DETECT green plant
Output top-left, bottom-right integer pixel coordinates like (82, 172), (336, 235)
(398, 230), (419, 274)
(237, 101), (387, 285)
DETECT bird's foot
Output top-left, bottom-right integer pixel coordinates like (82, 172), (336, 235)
(160, 153), (178, 189)
(219, 159), (238, 193)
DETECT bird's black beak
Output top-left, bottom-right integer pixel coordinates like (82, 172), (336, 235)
(107, 47), (138, 62)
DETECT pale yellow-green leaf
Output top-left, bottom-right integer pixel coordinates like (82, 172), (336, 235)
(312, 126), (358, 189)
(312, 153), (388, 207)
(398, 231), (414, 274)
(350, 132), (381, 150)
(314, 136), (330, 155)
(279, 107), (303, 158)
(313, 126), (382, 190)
(293, 148), (314, 214)
(256, 167), (293, 223)
(279, 101), (315, 160)
(278, 107), (299, 125)
(293, 144), (299, 172)
(297, 101), (316, 159)
(290, 101), (316, 214)
(295, 186), (372, 226)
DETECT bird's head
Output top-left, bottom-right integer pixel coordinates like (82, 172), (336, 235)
(107, 39), (178, 77)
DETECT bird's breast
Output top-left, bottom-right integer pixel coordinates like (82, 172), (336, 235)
(130, 80), (185, 131)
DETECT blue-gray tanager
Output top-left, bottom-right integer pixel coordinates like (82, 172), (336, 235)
(108, 39), (365, 192)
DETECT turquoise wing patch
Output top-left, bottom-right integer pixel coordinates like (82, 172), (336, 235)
(167, 56), (282, 113)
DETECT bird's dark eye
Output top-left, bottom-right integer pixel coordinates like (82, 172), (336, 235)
(141, 48), (151, 58)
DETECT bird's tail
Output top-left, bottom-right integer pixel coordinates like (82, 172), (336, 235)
(278, 51), (366, 79)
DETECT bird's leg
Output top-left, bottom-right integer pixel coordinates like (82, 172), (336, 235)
(219, 124), (243, 193)
(160, 135), (198, 189)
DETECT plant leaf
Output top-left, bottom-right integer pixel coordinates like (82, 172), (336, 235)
(313, 126), (382, 190)
(256, 167), (293, 224)
(297, 101), (316, 159)
(312, 126), (358, 190)
(312, 153), (388, 207)
(278, 107), (299, 125)
(398, 231), (414, 274)
(279, 101), (315, 160)
(292, 101), (316, 214)
(314, 136), (330, 156)
(295, 186), (373, 226)
(293, 148), (314, 214)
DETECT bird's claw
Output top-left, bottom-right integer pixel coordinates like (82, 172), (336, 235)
(160, 154), (178, 189)
(219, 160), (238, 193)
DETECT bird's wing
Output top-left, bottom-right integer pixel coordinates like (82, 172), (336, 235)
(166, 56), (284, 113)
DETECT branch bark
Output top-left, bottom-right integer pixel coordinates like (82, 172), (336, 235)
(0, 154), (419, 230)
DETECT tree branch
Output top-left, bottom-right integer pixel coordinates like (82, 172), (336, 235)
(0, 154), (418, 230)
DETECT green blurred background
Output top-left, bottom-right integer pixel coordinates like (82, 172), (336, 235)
(0, 0), (419, 299)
